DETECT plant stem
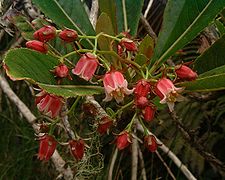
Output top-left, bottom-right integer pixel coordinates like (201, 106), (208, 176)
(122, 0), (128, 32)
(67, 96), (81, 115)
(112, 100), (134, 118)
(126, 112), (137, 132)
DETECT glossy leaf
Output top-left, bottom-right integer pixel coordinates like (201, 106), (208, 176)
(194, 34), (225, 74)
(179, 73), (225, 92)
(32, 0), (95, 47)
(38, 83), (103, 97)
(151, 0), (225, 68)
(138, 35), (154, 59)
(4, 48), (58, 84)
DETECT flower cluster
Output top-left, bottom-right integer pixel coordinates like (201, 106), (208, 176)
(22, 25), (198, 161)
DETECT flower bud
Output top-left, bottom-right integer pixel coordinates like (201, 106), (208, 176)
(116, 131), (131, 150)
(38, 134), (57, 161)
(69, 139), (85, 161)
(54, 64), (69, 78)
(175, 65), (198, 81)
(134, 79), (151, 98)
(59, 29), (78, 42)
(144, 135), (158, 152)
(119, 38), (137, 51)
(33, 25), (56, 42)
(26, 40), (48, 53)
(72, 53), (98, 81)
(135, 96), (148, 109)
(97, 116), (113, 134)
(142, 105), (156, 122)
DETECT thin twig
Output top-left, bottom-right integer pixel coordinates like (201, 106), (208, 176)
(89, 0), (99, 29)
(138, 146), (147, 180)
(140, 14), (157, 42)
(0, 74), (74, 180)
(144, 0), (154, 18)
(131, 129), (138, 180)
(108, 147), (118, 180)
(155, 151), (176, 180)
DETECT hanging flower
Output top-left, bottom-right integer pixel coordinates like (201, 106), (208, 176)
(38, 134), (57, 161)
(134, 79), (151, 98)
(72, 53), (98, 81)
(116, 131), (132, 150)
(103, 71), (133, 103)
(54, 64), (69, 78)
(175, 65), (198, 81)
(59, 28), (78, 42)
(142, 105), (156, 122)
(144, 135), (158, 152)
(69, 139), (85, 161)
(33, 25), (56, 42)
(155, 78), (184, 112)
(135, 96), (148, 109)
(35, 91), (64, 118)
(97, 116), (113, 134)
(26, 40), (48, 53)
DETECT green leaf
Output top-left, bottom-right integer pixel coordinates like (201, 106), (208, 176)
(4, 48), (58, 84)
(214, 19), (225, 36)
(194, 34), (225, 74)
(32, 0), (95, 47)
(134, 54), (148, 66)
(38, 83), (103, 97)
(151, 0), (225, 68)
(180, 73), (225, 92)
(199, 65), (225, 78)
(99, 0), (118, 34)
(138, 34), (154, 59)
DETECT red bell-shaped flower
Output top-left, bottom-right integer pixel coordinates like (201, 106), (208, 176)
(103, 71), (133, 103)
(175, 65), (198, 81)
(155, 78), (184, 112)
(72, 53), (98, 81)
(38, 134), (57, 161)
(97, 116), (113, 134)
(69, 139), (85, 161)
(144, 135), (158, 152)
(116, 131), (132, 150)
(59, 29), (78, 42)
(135, 96), (148, 109)
(142, 105), (156, 122)
(35, 91), (64, 118)
(119, 38), (137, 51)
(26, 40), (48, 53)
(33, 25), (56, 42)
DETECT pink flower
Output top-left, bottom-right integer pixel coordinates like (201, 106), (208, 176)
(38, 134), (57, 161)
(59, 28), (78, 42)
(119, 38), (137, 51)
(69, 139), (85, 161)
(175, 65), (198, 81)
(33, 25), (56, 42)
(103, 71), (133, 103)
(72, 53), (98, 81)
(35, 91), (64, 118)
(116, 131), (131, 150)
(155, 78), (184, 112)
(26, 40), (48, 53)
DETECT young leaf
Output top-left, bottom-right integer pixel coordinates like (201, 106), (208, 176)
(194, 34), (225, 74)
(32, 0), (95, 48)
(151, 0), (225, 68)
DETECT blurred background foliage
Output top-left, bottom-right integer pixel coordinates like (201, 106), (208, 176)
(0, 0), (225, 179)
